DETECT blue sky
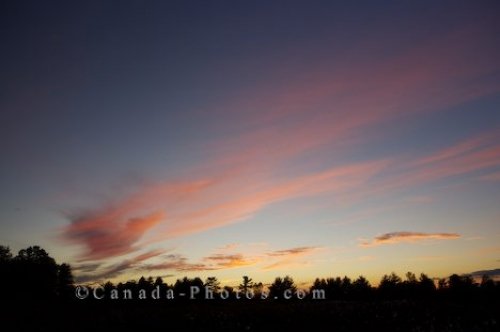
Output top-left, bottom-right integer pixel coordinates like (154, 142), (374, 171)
(1, 0), (499, 285)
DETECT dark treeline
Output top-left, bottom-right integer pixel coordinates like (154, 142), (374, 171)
(2, 245), (500, 331)
(1, 245), (499, 302)
(0, 245), (74, 300)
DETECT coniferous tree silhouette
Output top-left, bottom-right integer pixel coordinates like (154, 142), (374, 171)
(378, 272), (402, 299)
(1, 243), (500, 305)
(204, 277), (221, 294)
(351, 276), (372, 299)
(418, 273), (436, 298)
(269, 276), (296, 299)
(238, 275), (253, 296)
(0, 245), (12, 261)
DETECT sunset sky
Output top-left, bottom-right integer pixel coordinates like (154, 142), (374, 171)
(1, 1), (499, 286)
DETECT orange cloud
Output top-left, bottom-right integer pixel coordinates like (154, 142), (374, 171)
(203, 254), (258, 269)
(143, 253), (258, 273)
(360, 232), (460, 247)
(76, 244), (327, 282)
(143, 254), (212, 273)
(142, 247), (323, 275)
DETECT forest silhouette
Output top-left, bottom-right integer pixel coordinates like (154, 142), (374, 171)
(1, 245), (499, 301)
(1, 245), (499, 331)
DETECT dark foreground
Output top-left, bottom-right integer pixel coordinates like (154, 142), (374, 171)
(2, 300), (499, 332)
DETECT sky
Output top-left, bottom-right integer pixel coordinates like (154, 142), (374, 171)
(1, 0), (499, 286)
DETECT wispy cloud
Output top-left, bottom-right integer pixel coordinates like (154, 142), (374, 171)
(360, 232), (460, 247)
(143, 253), (258, 274)
(143, 254), (211, 273)
(64, 211), (165, 261)
(203, 254), (258, 269)
(64, 130), (499, 264)
(478, 171), (500, 182)
(61, 180), (218, 261)
(75, 249), (166, 283)
(469, 268), (500, 278)
(217, 243), (239, 251)
(263, 246), (323, 270)
(73, 263), (102, 274)
(267, 246), (321, 257)
(358, 131), (500, 200)
(63, 160), (385, 262)
(62, 23), (500, 266)
(76, 245), (326, 282)
(262, 261), (311, 271)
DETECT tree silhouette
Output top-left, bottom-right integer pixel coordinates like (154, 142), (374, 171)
(238, 275), (253, 296)
(12, 246), (58, 299)
(154, 276), (169, 296)
(378, 272), (402, 299)
(0, 245), (14, 298)
(0, 245), (12, 262)
(1, 243), (500, 305)
(269, 276), (296, 299)
(103, 281), (115, 299)
(154, 276), (164, 287)
(481, 275), (495, 290)
(205, 277), (221, 293)
(445, 273), (477, 299)
(222, 285), (235, 299)
(57, 263), (74, 299)
(341, 276), (352, 297)
(351, 276), (372, 299)
(252, 281), (264, 298)
(173, 277), (204, 299)
(138, 276), (154, 294)
(418, 273), (436, 297)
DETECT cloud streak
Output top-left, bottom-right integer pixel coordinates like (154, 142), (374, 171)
(263, 246), (323, 270)
(63, 160), (386, 261)
(360, 232), (460, 247)
(62, 22), (500, 266)
(267, 246), (321, 257)
(75, 249), (166, 283)
(75, 245), (326, 282)
(64, 211), (165, 261)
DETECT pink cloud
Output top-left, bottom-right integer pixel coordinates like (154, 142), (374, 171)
(62, 23), (500, 265)
(478, 171), (500, 182)
(65, 211), (165, 260)
(147, 160), (388, 241)
(357, 131), (500, 199)
(204, 24), (500, 170)
(64, 130), (500, 263)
